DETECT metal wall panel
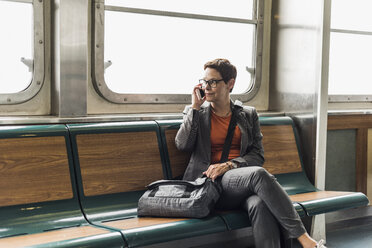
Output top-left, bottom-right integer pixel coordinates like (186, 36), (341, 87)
(52, 0), (88, 117)
(270, 0), (324, 113)
(326, 130), (356, 191)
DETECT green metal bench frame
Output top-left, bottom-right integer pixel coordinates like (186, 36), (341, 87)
(0, 124), (123, 248)
(156, 117), (368, 231)
(67, 121), (227, 248)
(261, 117), (368, 215)
(67, 121), (166, 223)
(2, 116), (367, 248)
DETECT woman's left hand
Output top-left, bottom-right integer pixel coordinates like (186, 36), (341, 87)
(203, 163), (230, 181)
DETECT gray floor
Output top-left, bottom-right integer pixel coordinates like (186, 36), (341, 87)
(144, 216), (372, 248)
(198, 220), (372, 248)
(325, 222), (372, 248)
(292, 222), (372, 248)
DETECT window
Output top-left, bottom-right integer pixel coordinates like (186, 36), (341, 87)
(0, 0), (44, 104)
(328, 0), (372, 100)
(93, 0), (263, 103)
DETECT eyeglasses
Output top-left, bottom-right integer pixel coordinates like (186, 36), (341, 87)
(199, 79), (224, 88)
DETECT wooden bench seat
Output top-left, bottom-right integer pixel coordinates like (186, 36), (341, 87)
(102, 217), (226, 248)
(289, 191), (368, 216)
(157, 117), (368, 230)
(67, 121), (228, 247)
(289, 191), (359, 202)
(65, 116), (368, 247)
(0, 226), (121, 248)
(67, 121), (166, 222)
(0, 125), (124, 248)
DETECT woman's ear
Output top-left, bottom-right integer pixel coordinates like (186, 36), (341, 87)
(228, 79), (235, 92)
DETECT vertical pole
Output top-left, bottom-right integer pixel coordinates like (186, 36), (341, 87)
(311, 0), (331, 242)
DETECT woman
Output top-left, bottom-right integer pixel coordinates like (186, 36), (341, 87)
(175, 59), (326, 248)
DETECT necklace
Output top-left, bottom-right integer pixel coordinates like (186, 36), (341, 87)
(211, 107), (231, 117)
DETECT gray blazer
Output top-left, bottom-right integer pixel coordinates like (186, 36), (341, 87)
(175, 100), (265, 181)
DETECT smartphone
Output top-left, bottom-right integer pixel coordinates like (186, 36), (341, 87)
(195, 87), (205, 100)
(199, 88), (205, 98)
(198, 88), (205, 99)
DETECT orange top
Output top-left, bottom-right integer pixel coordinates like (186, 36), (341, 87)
(210, 111), (241, 164)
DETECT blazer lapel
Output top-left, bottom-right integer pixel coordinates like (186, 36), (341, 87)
(234, 104), (249, 156)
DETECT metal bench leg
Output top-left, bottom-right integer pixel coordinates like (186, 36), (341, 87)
(311, 214), (326, 242)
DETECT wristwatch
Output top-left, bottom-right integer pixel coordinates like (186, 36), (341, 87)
(226, 161), (238, 170)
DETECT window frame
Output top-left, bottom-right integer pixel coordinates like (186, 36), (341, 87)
(0, 0), (45, 105)
(327, 4), (372, 103)
(92, 0), (264, 104)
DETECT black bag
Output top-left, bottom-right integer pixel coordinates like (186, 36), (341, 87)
(137, 107), (238, 218)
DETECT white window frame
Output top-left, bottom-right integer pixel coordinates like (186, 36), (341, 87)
(92, 0), (264, 104)
(327, 1), (372, 103)
(0, 0), (45, 105)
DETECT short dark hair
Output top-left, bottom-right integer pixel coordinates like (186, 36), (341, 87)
(204, 58), (237, 85)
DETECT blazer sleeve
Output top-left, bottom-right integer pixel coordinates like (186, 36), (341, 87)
(231, 107), (265, 167)
(175, 105), (200, 152)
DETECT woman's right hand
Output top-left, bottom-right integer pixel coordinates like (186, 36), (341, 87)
(203, 163), (230, 182)
(191, 83), (205, 110)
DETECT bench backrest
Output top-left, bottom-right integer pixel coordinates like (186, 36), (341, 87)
(0, 125), (85, 238)
(68, 121), (167, 222)
(260, 124), (302, 174)
(156, 120), (191, 179)
(67, 116), (317, 224)
(158, 117), (316, 195)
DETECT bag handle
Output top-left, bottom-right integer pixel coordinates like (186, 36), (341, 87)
(147, 177), (207, 189)
(219, 106), (238, 163)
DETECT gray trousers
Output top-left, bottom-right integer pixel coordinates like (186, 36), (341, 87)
(215, 166), (306, 248)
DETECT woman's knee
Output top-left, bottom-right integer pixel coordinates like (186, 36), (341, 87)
(255, 167), (279, 183)
(250, 166), (272, 180)
(245, 195), (267, 214)
(220, 166), (274, 190)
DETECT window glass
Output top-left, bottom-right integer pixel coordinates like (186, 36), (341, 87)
(0, 1), (33, 94)
(104, 11), (255, 94)
(328, 0), (372, 96)
(105, 0), (254, 20)
(331, 0), (372, 32)
(328, 33), (372, 95)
